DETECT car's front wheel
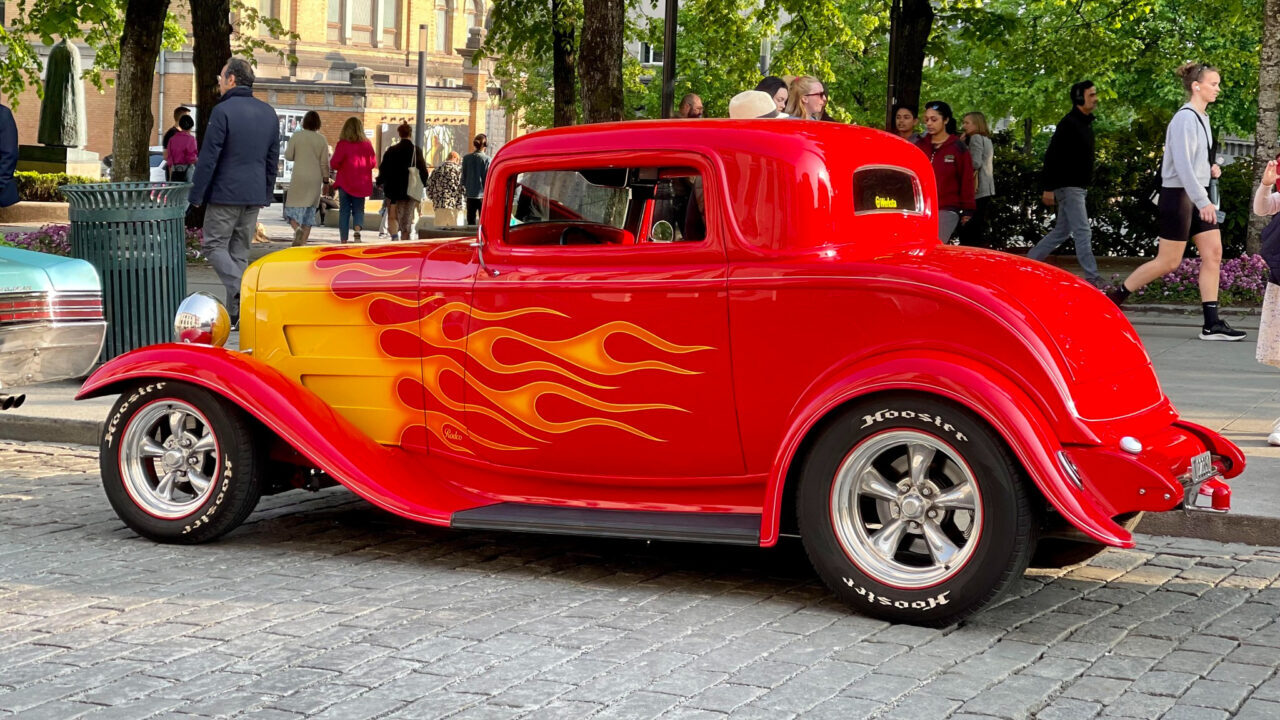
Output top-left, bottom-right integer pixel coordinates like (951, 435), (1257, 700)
(101, 381), (261, 544)
(798, 395), (1035, 626)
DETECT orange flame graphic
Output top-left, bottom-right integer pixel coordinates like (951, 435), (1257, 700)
(312, 248), (711, 454)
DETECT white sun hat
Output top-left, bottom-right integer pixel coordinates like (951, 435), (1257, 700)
(728, 90), (787, 119)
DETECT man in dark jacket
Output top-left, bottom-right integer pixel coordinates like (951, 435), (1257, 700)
(0, 102), (19, 208)
(190, 58), (279, 325)
(1027, 80), (1101, 286)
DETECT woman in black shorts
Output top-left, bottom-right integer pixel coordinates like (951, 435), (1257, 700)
(1108, 63), (1244, 341)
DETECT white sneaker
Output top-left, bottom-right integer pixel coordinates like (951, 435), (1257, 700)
(1270, 418), (1280, 446)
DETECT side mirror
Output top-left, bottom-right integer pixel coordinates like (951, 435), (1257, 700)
(650, 220), (674, 243)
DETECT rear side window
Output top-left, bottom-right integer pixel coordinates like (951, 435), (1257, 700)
(853, 167), (920, 215)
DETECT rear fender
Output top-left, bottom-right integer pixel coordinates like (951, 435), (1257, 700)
(79, 344), (487, 524)
(763, 351), (1134, 549)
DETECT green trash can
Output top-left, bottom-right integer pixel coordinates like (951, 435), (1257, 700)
(61, 182), (191, 360)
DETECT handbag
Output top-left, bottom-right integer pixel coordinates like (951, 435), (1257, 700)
(406, 150), (426, 201)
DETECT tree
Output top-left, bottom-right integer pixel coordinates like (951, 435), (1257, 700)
(1248, 0), (1279, 253)
(886, 0), (932, 125)
(580, 0), (625, 122)
(190, 0), (232, 149)
(481, 0), (581, 127)
(112, 0), (171, 181)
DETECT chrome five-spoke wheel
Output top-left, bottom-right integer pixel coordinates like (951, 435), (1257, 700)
(120, 400), (220, 519)
(831, 430), (981, 588)
(798, 396), (1035, 626)
(101, 381), (261, 544)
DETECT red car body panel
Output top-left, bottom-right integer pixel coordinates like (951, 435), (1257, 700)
(80, 120), (1243, 550)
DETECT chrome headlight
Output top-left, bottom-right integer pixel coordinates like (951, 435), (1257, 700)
(174, 292), (230, 347)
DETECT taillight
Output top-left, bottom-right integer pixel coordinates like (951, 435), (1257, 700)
(0, 292), (103, 324)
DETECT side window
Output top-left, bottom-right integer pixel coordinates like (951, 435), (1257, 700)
(853, 167), (921, 215)
(505, 166), (705, 247)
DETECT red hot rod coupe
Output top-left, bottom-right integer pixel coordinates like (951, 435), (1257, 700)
(80, 121), (1242, 625)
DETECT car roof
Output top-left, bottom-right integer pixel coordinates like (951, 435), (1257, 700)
(495, 120), (938, 254)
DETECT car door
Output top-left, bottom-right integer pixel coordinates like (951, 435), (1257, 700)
(462, 152), (744, 480)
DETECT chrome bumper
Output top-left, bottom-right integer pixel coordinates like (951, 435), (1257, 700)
(0, 321), (106, 389)
(1177, 469), (1231, 514)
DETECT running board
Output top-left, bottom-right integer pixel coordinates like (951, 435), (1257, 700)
(451, 503), (761, 546)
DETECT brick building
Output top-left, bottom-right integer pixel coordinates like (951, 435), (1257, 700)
(1, 0), (521, 169)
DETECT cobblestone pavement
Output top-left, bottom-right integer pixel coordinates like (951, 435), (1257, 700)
(2, 441), (1280, 719)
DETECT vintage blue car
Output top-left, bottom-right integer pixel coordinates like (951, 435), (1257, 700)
(0, 245), (106, 407)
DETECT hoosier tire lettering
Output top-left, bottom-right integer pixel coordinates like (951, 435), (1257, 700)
(859, 408), (968, 443)
(99, 381), (262, 545)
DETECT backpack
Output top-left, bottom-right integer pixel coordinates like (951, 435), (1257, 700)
(1260, 212), (1280, 286)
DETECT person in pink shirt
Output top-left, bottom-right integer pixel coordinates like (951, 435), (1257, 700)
(1254, 158), (1280, 444)
(166, 115), (198, 183)
(329, 117), (377, 243)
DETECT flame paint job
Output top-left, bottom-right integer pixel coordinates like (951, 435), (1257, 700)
(81, 120), (1243, 548)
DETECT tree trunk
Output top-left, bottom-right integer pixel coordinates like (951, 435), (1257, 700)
(190, 0), (232, 149)
(551, 0), (576, 127)
(1248, 0), (1280, 254)
(887, 0), (932, 117)
(578, 0), (623, 123)
(111, 0), (171, 182)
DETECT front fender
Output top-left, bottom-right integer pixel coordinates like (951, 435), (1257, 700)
(79, 344), (487, 524)
(762, 351), (1133, 549)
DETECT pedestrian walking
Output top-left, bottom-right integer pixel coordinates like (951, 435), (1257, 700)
(161, 106), (190, 180)
(0, 99), (18, 209)
(188, 58), (279, 327)
(678, 94), (704, 118)
(1108, 63), (1243, 341)
(754, 76), (789, 114)
(165, 115), (198, 183)
(891, 104), (922, 143)
(377, 122), (430, 241)
(329, 117), (377, 244)
(958, 111), (995, 248)
(427, 151), (465, 225)
(1253, 159), (1280, 443)
(283, 111), (329, 247)
(461, 134), (490, 226)
(1027, 81), (1103, 286)
(914, 101), (975, 242)
(786, 76), (827, 121)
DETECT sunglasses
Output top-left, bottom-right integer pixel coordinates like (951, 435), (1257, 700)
(805, 91), (828, 99)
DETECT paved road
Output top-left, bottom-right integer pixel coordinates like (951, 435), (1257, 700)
(2, 442), (1280, 719)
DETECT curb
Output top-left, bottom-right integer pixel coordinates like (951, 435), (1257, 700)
(1136, 511), (1280, 548)
(0, 416), (102, 447)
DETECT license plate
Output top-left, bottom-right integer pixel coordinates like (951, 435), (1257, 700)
(1190, 451), (1214, 483)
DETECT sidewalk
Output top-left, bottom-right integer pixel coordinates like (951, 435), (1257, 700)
(3, 217), (1276, 544)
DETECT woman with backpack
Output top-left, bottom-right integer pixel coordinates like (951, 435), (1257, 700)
(1108, 63), (1243, 342)
(376, 122), (430, 241)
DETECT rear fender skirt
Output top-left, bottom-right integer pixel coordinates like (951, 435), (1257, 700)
(1174, 419), (1246, 479)
(762, 352), (1133, 549)
(78, 344), (488, 524)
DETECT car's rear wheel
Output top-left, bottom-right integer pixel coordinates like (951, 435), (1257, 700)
(101, 381), (261, 544)
(797, 395), (1035, 626)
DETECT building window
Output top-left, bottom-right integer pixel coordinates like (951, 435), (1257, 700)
(327, 0), (341, 42)
(435, 0), (452, 54)
(350, 0), (374, 44)
(258, 0), (281, 37)
(382, 0), (399, 47)
(639, 42), (664, 66)
(465, 0), (477, 29)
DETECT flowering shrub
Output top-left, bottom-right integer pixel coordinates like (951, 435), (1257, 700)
(1, 224), (71, 255)
(1107, 254), (1269, 306)
(0, 224), (206, 263)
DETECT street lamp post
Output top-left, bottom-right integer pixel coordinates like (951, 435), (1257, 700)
(660, 0), (678, 118)
(416, 24), (427, 151)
